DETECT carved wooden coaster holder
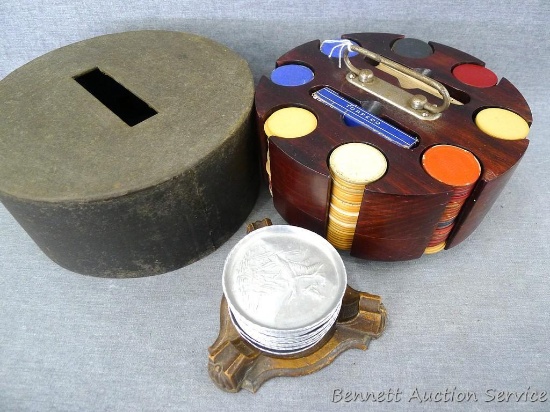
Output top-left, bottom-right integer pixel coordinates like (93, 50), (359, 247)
(208, 218), (386, 393)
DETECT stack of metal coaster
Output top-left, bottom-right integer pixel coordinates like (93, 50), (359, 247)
(222, 225), (347, 355)
(327, 143), (387, 250)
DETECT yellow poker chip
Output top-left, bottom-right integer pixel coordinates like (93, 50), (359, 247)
(327, 231), (353, 249)
(330, 195), (358, 211)
(327, 219), (356, 231)
(264, 107), (318, 138)
(326, 233), (352, 247)
(329, 202), (359, 217)
(331, 175), (366, 192)
(327, 229), (355, 240)
(326, 233), (352, 243)
(424, 242), (446, 254)
(331, 185), (364, 204)
(329, 211), (359, 225)
(475, 108), (529, 140)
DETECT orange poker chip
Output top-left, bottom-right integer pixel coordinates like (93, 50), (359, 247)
(422, 145), (481, 187)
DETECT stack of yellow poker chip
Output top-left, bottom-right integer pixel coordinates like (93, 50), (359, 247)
(263, 107), (318, 193)
(327, 143), (387, 250)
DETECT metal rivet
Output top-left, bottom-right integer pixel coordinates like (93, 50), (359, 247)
(358, 69), (374, 83)
(410, 94), (428, 110)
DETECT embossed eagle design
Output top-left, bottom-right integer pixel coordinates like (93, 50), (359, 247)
(235, 244), (328, 314)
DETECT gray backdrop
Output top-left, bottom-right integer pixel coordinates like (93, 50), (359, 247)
(1, 1), (549, 411)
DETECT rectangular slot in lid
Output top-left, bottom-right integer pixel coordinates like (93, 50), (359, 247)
(74, 68), (157, 126)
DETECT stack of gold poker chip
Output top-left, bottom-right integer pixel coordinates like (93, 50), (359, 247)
(422, 145), (481, 254)
(327, 143), (387, 250)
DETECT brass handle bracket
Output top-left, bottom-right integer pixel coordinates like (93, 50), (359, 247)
(344, 45), (451, 121)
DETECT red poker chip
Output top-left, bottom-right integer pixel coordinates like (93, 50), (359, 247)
(452, 63), (498, 88)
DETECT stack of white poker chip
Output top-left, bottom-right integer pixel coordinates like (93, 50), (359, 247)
(327, 143), (388, 250)
(222, 225), (347, 355)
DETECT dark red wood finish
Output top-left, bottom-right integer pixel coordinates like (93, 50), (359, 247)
(255, 33), (531, 261)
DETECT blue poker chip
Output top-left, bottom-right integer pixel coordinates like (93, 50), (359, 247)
(437, 219), (455, 228)
(270, 64), (314, 87)
(320, 39), (359, 58)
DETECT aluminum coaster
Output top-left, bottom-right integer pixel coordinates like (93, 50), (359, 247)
(223, 225), (347, 332)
